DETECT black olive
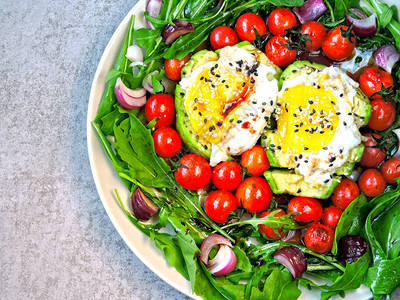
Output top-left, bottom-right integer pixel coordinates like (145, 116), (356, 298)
(337, 235), (369, 264)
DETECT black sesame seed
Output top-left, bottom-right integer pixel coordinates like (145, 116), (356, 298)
(242, 82), (246, 87)
(348, 112), (352, 116)
(297, 189), (301, 193)
(323, 147), (328, 150)
(216, 74), (221, 78)
(222, 79), (226, 83)
(217, 122), (222, 126)
(300, 122), (303, 127)
(277, 146), (281, 150)
(285, 108), (288, 112)
(296, 163), (300, 168)
(295, 156), (298, 161)
(324, 179), (330, 183)
(304, 160), (308, 163)
(329, 156), (336, 162)
(199, 112), (202, 116)
(250, 79), (255, 84)
(304, 147), (309, 150)
(237, 120), (242, 124)
(336, 112), (341, 115)
(339, 149), (343, 154)
(262, 102), (267, 106)
(193, 107), (197, 111)
(329, 163), (333, 167)
(262, 136), (267, 139)
(285, 88), (288, 91)
(320, 131), (325, 134)
(292, 70), (297, 73)
(331, 101), (336, 105)
(252, 101), (257, 104)
(294, 129), (299, 133)
(299, 154), (303, 159)
(309, 100), (313, 105)
(225, 85), (229, 88)
(200, 76), (204, 80)
(343, 121), (347, 126)
(293, 113), (297, 117)
(261, 108), (265, 113)
(270, 144), (275, 148)
(340, 93), (344, 97)
(270, 100), (274, 105)
(179, 92), (184, 96)
(204, 119), (207, 123)
(317, 85), (321, 89)
(204, 145), (208, 150)
(194, 98), (198, 103)
(211, 84), (216, 88)
(230, 119), (234, 123)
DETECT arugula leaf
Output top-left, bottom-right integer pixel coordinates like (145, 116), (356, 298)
(151, 69), (165, 94)
(176, 232), (201, 290)
(333, 0), (351, 20)
(365, 0), (393, 28)
(233, 246), (252, 272)
(266, 0), (304, 6)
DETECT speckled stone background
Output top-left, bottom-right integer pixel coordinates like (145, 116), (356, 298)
(0, 0), (399, 299)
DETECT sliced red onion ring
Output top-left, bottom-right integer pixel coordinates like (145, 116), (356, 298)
(293, 0), (327, 24)
(131, 188), (159, 221)
(142, 71), (158, 94)
(146, 0), (162, 29)
(372, 44), (400, 73)
(345, 8), (377, 37)
(161, 20), (194, 45)
(115, 78), (147, 110)
(282, 230), (302, 244)
(274, 246), (307, 279)
(207, 245), (237, 276)
(199, 234), (233, 265)
(392, 129), (400, 158)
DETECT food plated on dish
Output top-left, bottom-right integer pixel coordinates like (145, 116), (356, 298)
(89, 0), (400, 299)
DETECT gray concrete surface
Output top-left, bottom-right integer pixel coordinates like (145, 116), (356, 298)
(0, 1), (399, 300)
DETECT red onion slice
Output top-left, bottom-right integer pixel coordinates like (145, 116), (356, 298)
(372, 44), (400, 73)
(293, 0), (327, 24)
(146, 0), (162, 29)
(131, 188), (159, 221)
(345, 8), (377, 37)
(207, 245), (237, 276)
(142, 71), (156, 94)
(161, 20), (194, 45)
(274, 246), (307, 279)
(392, 129), (400, 158)
(115, 78), (147, 110)
(199, 234), (232, 265)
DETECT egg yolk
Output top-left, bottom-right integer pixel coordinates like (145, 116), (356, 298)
(185, 64), (251, 144)
(274, 85), (339, 153)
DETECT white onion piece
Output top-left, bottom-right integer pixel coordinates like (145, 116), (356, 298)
(126, 45), (144, 63)
(392, 129), (400, 158)
(200, 234), (233, 265)
(207, 245), (237, 276)
(115, 78), (147, 110)
(372, 44), (400, 73)
(146, 0), (162, 29)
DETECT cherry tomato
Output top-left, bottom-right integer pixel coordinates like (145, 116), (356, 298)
(322, 25), (355, 61)
(360, 133), (386, 168)
(367, 98), (396, 131)
(241, 145), (270, 177)
(265, 36), (297, 67)
(153, 127), (182, 157)
(235, 13), (267, 43)
(288, 197), (323, 225)
(304, 224), (335, 254)
(330, 178), (360, 210)
(164, 54), (191, 81)
(235, 177), (272, 213)
(211, 161), (242, 191)
(145, 94), (175, 129)
(267, 8), (297, 36)
(210, 26), (239, 50)
(301, 21), (326, 50)
(258, 209), (286, 240)
(205, 190), (237, 223)
(358, 169), (387, 197)
(359, 67), (394, 99)
(175, 154), (212, 190)
(322, 206), (343, 229)
(381, 158), (400, 184)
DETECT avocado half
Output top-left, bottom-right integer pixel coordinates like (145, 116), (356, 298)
(175, 41), (282, 158)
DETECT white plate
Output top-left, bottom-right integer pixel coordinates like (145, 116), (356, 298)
(87, 1), (398, 299)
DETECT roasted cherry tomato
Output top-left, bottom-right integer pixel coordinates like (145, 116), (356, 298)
(235, 177), (272, 213)
(359, 67), (394, 99)
(331, 178), (360, 210)
(153, 127), (181, 157)
(367, 98), (396, 131)
(322, 206), (343, 229)
(265, 36), (297, 67)
(304, 224), (335, 254)
(360, 133), (386, 168)
(205, 190), (237, 223)
(288, 197), (323, 225)
(164, 54), (191, 81)
(301, 21), (326, 50)
(235, 13), (267, 43)
(381, 158), (400, 184)
(175, 154), (212, 190)
(211, 161), (242, 191)
(258, 209), (286, 240)
(241, 145), (270, 177)
(322, 25), (355, 61)
(267, 8), (297, 36)
(145, 94), (175, 129)
(210, 26), (239, 50)
(358, 169), (386, 197)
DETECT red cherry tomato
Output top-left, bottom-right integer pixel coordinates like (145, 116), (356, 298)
(301, 21), (326, 50)
(304, 224), (335, 254)
(265, 36), (297, 67)
(175, 154), (212, 190)
(288, 197), (323, 225)
(330, 178), (360, 210)
(153, 127), (182, 158)
(205, 190), (237, 223)
(268, 8), (297, 36)
(322, 25), (355, 61)
(359, 67), (394, 99)
(258, 209), (286, 240)
(235, 177), (272, 213)
(381, 158), (400, 184)
(358, 169), (387, 197)
(367, 99), (396, 131)
(211, 161), (242, 191)
(241, 145), (270, 177)
(145, 94), (176, 129)
(360, 133), (386, 168)
(210, 26), (239, 50)
(322, 206), (343, 229)
(164, 54), (191, 81)
(235, 13), (267, 43)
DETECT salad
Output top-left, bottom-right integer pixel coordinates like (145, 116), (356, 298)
(91, 0), (400, 299)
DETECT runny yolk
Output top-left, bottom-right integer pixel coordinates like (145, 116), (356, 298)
(275, 85), (339, 153)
